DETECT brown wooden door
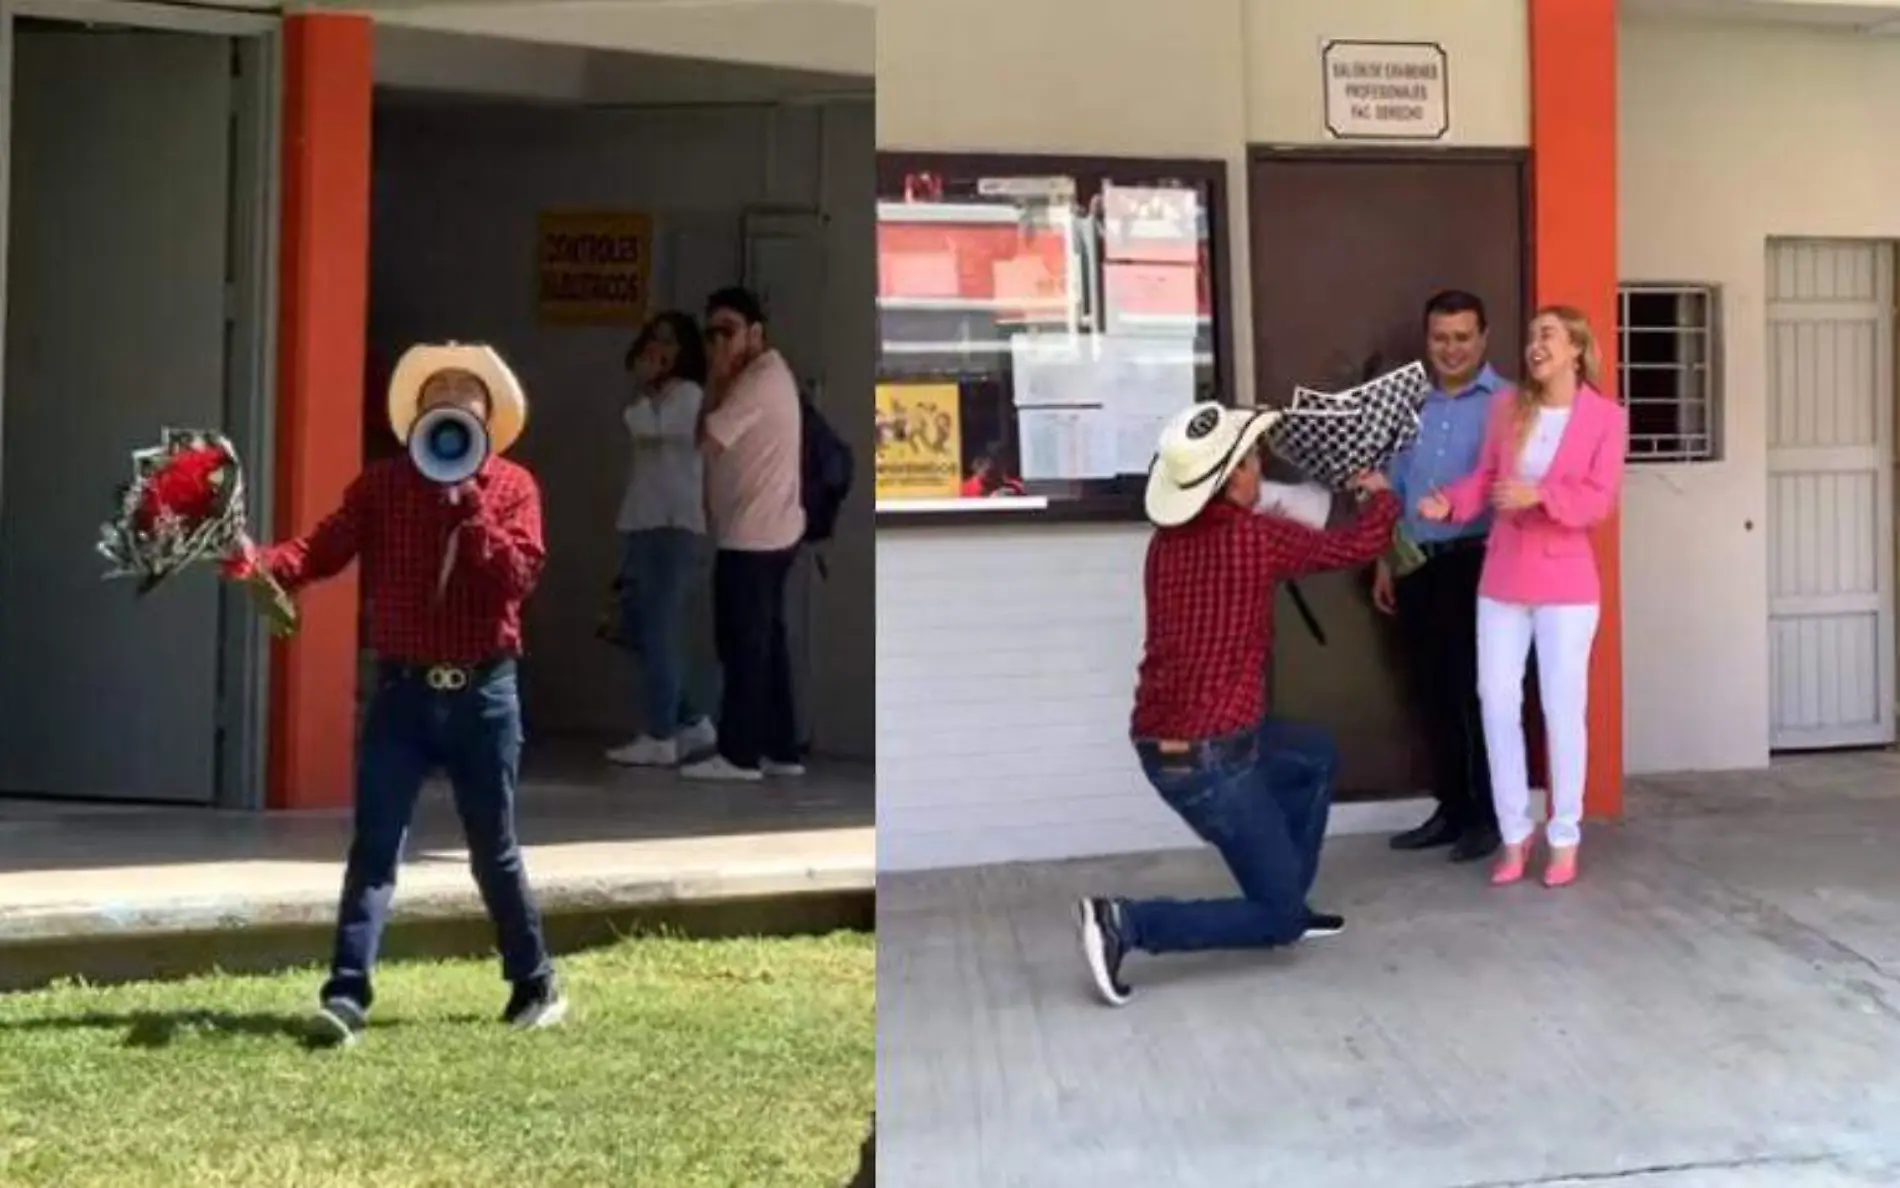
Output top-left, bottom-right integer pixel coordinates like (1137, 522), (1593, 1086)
(1248, 152), (1527, 799)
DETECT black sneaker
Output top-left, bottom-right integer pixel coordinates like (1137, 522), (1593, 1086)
(307, 996), (368, 1048)
(1302, 911), (1346, 940)
(1076, 898), (1132, 1007)
(502, 977), (569, 1030)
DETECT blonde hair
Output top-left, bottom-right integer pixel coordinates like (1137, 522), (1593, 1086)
(1513, 304), (1603, 456)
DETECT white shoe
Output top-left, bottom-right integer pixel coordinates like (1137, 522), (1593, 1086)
(680, 755), (762, 782)
(763, 760), (806, 778)
(607, 736), (676, 767)
(676, 716), (718, 757)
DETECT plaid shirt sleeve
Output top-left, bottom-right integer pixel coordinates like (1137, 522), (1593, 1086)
(259, 470), (376, 592)
(458, 466), (546, 601)
(1240, 490), (1401, 578)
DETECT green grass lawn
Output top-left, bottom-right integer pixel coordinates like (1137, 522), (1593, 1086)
(0, 931), (874, 1188)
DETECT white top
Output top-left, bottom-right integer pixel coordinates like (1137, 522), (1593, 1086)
(703, 350), (806, 551)
(616, 378), (706, 534)
(1517, 406), (1572, 482)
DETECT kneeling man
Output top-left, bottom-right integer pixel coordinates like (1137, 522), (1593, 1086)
(1078, 403), (1399, 1006)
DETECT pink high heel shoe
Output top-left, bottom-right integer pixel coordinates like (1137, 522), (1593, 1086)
(1543, 845), (1579, 888)
(1490, 841), (1529, 886)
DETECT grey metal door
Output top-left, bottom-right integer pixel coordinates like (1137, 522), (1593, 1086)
(1765, 239), (1897, 749)
(0, 27), (235, 800)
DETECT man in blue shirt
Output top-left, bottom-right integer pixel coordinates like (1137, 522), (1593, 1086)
(1377, 290), (1503, 863)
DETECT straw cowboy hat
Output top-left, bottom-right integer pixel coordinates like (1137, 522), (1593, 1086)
(1144, 402), (1281, 528)
(387, 343), (528, 455)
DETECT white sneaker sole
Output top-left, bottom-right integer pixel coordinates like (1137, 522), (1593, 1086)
(307, 1008), (361, 1048)
(1075, 901), (1130, 1008)
(511, 997), (569, 1031)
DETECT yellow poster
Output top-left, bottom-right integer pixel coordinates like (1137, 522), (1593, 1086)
(536, 210), (653, 326)
(875, 383), (963, 500)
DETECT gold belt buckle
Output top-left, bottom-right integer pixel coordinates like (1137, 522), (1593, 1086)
(425, 664), (469, 692)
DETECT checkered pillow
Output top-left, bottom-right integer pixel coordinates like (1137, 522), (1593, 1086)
(1266, 362), (1432, 489)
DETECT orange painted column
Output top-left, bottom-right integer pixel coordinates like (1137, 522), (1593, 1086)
(1529, 0), (1622, 820)
(269, 14), (372, 810)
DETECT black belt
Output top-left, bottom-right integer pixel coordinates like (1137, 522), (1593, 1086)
(1418, 535), (1485, 560)
(378, 655), (512, 692)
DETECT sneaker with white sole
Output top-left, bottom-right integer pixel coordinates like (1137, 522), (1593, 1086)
(607, 735), (676, 767)
(1302, 910), (1346, 940)
(676, 716), (718, 757)
(306, 995), (368, 1048)
(502, 976), (568, 1030)
(1076, 897), (1132, 1007)
(680, 755), (763, 782)
(762, 759), (806, 778)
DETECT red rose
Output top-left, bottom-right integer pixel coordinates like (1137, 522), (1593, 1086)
(134, 445), (230, 533)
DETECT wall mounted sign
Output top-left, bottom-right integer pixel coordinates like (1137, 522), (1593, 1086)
(1321, 40), (1449, 141)
(874, 382), (964, 500)
(536, 209), (653, 325)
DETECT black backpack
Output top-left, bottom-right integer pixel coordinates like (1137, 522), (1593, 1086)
(800, 393), (854, 547)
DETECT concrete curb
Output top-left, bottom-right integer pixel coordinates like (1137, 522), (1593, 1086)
(0, 859), (875, 946)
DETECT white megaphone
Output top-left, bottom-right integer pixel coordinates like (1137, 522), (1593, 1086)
(409, 404), (490, 486)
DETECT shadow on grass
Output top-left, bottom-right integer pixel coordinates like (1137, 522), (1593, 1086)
(843, 1117), (873, 1187)
(0, 1008), (418, 1049)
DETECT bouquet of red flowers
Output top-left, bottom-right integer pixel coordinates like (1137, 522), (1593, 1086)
(96, 428), (298, 636)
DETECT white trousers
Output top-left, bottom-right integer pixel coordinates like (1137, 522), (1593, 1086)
(1475, 597), (1601, 848)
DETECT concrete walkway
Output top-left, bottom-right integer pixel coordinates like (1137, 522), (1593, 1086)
(0, 757), (872, 947)
(877, 751), (1900, 1188)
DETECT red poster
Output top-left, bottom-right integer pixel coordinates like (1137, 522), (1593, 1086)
(877, 216), (1071, 314)
(1105, 262), (1198, 321)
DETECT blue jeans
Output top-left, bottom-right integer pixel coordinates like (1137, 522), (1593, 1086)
(1120, 718), (1337, 954)
(323, 658), (552, 1008)
(620, 528), (704, 740)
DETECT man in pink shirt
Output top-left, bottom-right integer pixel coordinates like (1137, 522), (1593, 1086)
(684, 286), (807, 782)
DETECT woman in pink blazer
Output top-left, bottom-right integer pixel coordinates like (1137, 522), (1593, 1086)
(1418, 306), (1627, 888)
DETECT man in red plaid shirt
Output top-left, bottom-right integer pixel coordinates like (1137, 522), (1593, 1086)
(229, 344), (563, 1046)
(1077, 402), (1400, 1006)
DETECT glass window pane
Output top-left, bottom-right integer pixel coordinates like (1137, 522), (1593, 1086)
(876, 155), (1227, 515)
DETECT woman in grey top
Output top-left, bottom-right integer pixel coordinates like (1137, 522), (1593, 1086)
(607, 311), (718, 767)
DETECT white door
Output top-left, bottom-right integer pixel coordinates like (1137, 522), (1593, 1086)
(0, 27), (237, 800)
(1765, 239), (1897, 750)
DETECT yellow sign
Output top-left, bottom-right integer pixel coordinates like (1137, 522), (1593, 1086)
(875, 383), (963, 500)
(536, 210), (653, 326)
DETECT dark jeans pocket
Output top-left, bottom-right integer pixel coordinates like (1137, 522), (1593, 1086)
(1144, 762), (1233, 848)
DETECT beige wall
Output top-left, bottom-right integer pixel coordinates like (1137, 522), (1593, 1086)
(1246, 0), (1528, 148)
(1619, 16), (1900, 773)
(875, 0), (1532, 870)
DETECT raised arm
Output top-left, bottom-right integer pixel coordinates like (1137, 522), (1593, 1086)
(253, 471), (374, 592)
(1538, 399), (1627, 529)
(457, 469), (547, 601)
(700, 379), (761, 460)
(1248, 491), (1401, 579)
(1384, 443), (1413, 511)
(627, 381), (705, 445)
